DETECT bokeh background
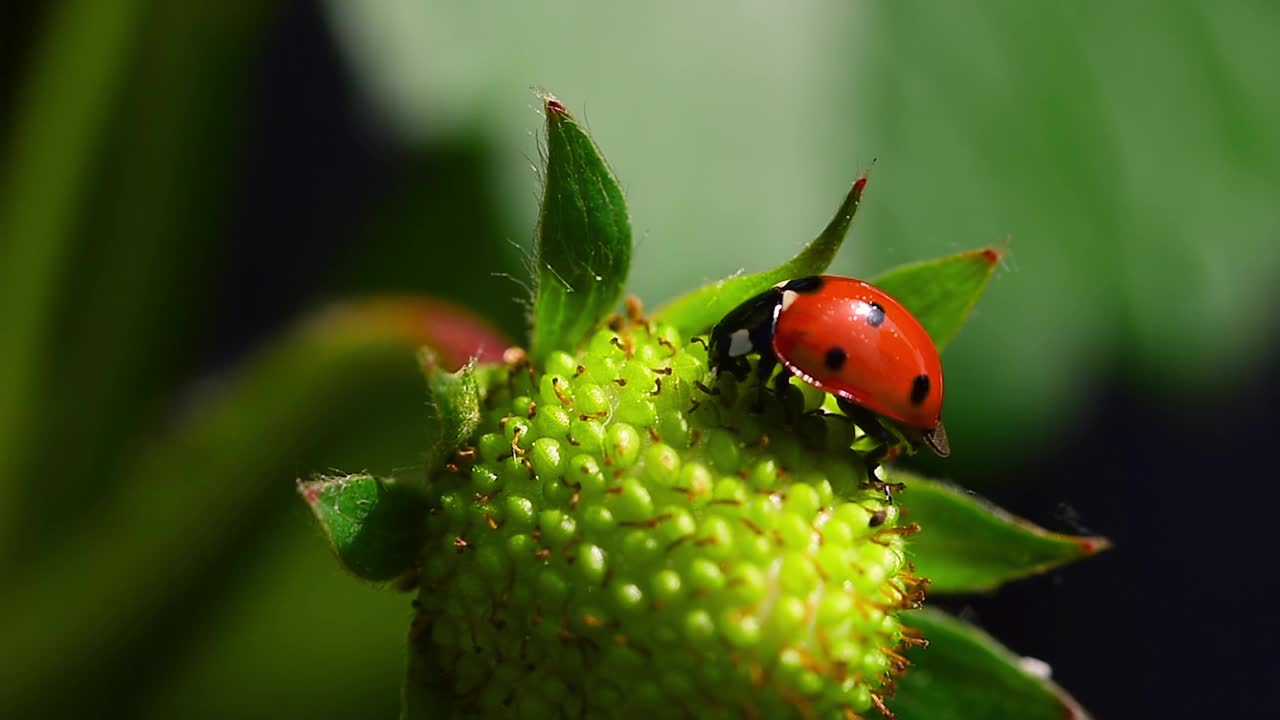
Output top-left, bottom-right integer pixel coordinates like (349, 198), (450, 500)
(3, 1), (1277, 717)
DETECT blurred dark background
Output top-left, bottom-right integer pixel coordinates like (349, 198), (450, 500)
(2, 2), (1277, 718)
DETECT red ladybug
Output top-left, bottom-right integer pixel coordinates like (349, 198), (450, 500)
(709, 275), (948, 481)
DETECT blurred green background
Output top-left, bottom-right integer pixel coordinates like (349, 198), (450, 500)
(2, 1), (1276, 718)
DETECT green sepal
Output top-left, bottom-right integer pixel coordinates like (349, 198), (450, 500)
(419, 353), (483, 482)
(892, 607), (1092, 720)
(529, 93), (632, 366)
(298, 474), (428, 582)
(653, 175), (868, 335)
(871, 247), (1001, 351)
(895, 471), (1109, 593)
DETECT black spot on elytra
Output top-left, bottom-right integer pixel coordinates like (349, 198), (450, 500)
(910, 374), (930, 405)
(866, 301), (886, 327)
(783, 276), (824, 293)
(825, 346), (847, 371)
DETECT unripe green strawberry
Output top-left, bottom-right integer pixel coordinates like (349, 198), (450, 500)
(413, 318), (926, 720)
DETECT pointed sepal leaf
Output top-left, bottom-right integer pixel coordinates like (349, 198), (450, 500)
(892, 607), (1092, 720)
(654, 175), (869, 334)
(530, 93), (632, 365)
(872, 247), (1002, 351)
(298, 473), (429, 582)
(419, 353), (483, 478)
(895, 471), (1109, 593)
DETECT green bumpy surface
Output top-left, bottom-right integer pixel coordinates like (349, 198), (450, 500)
(413, 320), (925, 720)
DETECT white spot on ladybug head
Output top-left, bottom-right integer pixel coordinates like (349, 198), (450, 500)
(728, 328), (754, 357)
(780, 290), (799, 312)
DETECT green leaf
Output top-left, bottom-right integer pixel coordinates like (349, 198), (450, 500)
(0, 2), (281, 568)
(894, 471), (1108, 593)
(0, 0), (150, 562)
(654, 176), (868, 335)
(0, 298), (500, 713)
(861, 1), (1280, 399)
(418, 353), (483, 480)
(892, 607), (1092, 720)
(530, 93), (632, 366)
(872, 248), (1001, 352)
(299, 474), (428, 582)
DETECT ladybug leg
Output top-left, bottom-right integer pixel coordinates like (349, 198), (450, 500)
(772, 370), (791, 394)
(751, 352), (779, 412)
(836, 398), (903, 504)
(772, 372), (796, 420)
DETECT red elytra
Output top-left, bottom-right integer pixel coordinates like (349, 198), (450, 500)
(771, 276), (944, 435)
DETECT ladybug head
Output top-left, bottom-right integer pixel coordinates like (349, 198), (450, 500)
(707, 286), (787, 378)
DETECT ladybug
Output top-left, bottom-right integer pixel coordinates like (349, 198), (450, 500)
(708, 275), (948, 486)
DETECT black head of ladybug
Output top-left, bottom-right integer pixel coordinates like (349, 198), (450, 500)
(708, 288), (780, 379)
(708, 277), (824, 380)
